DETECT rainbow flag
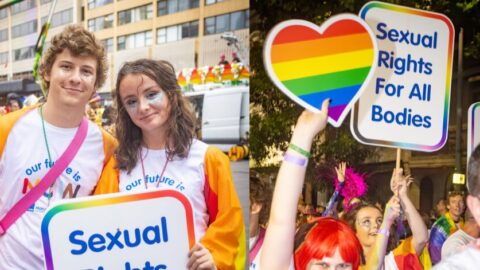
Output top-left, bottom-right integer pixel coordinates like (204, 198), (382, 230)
(269, 18), (375, 122)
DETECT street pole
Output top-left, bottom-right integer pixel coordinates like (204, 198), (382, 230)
(455, 28), (463, 174)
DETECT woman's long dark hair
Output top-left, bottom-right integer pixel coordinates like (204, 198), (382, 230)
(114, 59), (196, 173)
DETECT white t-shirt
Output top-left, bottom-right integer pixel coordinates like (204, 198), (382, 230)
(442, 229), (475, 258)
(433, 245), (480, 269)
(382, 251), (398, 270)
(0, 109), (106, 269)
(249, 233), (262, 270)
(119, 139), (209, 242)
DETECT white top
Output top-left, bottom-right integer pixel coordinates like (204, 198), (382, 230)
(0, 109), (106, 269)
(433, 245), (480, 269)
(382, 251), (398, 270)
(119, 139), (209, 242)
(441, 229), (475, 258)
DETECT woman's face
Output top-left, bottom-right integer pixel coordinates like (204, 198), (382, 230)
(355, 206), (383, 249)
(307, 248), (352, 270)
(119, 73), (171, 136)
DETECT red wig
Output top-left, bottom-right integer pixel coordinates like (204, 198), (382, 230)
(294, 217), (362, 270)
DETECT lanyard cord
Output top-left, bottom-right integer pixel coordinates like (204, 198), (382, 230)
(39, 105), (55, 205)
(139, 150), (169, 190)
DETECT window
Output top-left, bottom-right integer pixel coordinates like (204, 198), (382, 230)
(14, 46), (35, 61)
(87, 0), (112, 9)
(11, 0), (36, 15)
(204, 10), (248, 35)
(204, 17), (215, 35)
(117, 31), (152, 51)
(118, 4), (152, 25)
(0, 52), (8, 64)
(41, 9), (72, 28)
(205, 0), (224, 5)
(0, 29), (7, 42)
(230, 10), (247, 31)
(166, 26), (178, 42)
(157, 28), (166, 43)
(157, 20), (198, 44)
(102, 38), (113, 53)
(0, 9), (7, 20)
(182, 20), (198, 38)
(157, 0), (198, 16)
(215, 14), (229, 34)
(88, 14), (113, 32)
(158, 1), (167, 15)
(12, 20), (37, 38)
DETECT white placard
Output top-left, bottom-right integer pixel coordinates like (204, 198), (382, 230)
(468, 102), (480, 160)
(41, 190), (195, 270)
(351, 1), (454, 152)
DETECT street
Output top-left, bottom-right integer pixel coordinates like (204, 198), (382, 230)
(230, 159), (249, 230)
(230, 159), (249, 268)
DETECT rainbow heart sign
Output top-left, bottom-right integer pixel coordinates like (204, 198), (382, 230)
(263, 14), (378, 127)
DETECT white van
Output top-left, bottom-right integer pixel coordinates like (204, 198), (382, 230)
(185, 86), (249, 152)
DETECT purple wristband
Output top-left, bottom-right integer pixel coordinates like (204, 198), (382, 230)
(283, 152), (307, 166)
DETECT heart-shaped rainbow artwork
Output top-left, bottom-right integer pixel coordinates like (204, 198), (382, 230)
(263, 14), (377, 127)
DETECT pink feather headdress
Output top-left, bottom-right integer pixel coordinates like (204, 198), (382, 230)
(334, 167), (368, 212)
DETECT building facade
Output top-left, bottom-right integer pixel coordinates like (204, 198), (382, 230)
(0, 0), (249, 101)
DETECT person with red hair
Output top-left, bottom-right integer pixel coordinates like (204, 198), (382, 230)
(294, 217), (362, 269)
(260, 99), (367, 270)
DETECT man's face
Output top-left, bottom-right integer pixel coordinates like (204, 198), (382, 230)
(436, 199), (447, 216)
(448, 195), (465, 221)
(44, 49), (97, 109)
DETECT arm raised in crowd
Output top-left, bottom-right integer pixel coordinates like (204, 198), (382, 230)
(363, 196), (401, 270)
(322, 162), (346, 217)
(260, 99), (329, 270)
(392, 168), (428, 255)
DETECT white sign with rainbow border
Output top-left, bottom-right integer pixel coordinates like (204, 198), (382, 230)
(351, 1), (454, 152)
(41, 190), (195, 270)
(468, 102), (480, 159)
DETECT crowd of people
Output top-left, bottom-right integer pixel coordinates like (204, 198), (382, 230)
(249, 99), (480, 270)
(0, 25), (245, 269)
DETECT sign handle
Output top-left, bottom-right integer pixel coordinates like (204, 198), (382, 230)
(396, 148), (401, 170)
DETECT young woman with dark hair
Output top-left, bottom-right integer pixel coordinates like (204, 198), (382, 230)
(94, 59), (245, 270)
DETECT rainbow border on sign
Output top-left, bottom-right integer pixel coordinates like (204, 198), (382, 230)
(41, 190), (195, 270)
(354, 1), (454, 152)
(469, 102), (480, 156)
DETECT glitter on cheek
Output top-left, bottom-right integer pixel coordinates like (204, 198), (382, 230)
(147, 91), (164, 106)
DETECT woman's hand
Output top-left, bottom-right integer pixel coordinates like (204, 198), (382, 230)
(384, 196), (401, 226)
(293, 99), (330, 141)
(390, 168), (413, 201)
(335, 161), (347, 183)
(187, 243), (217, 270)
